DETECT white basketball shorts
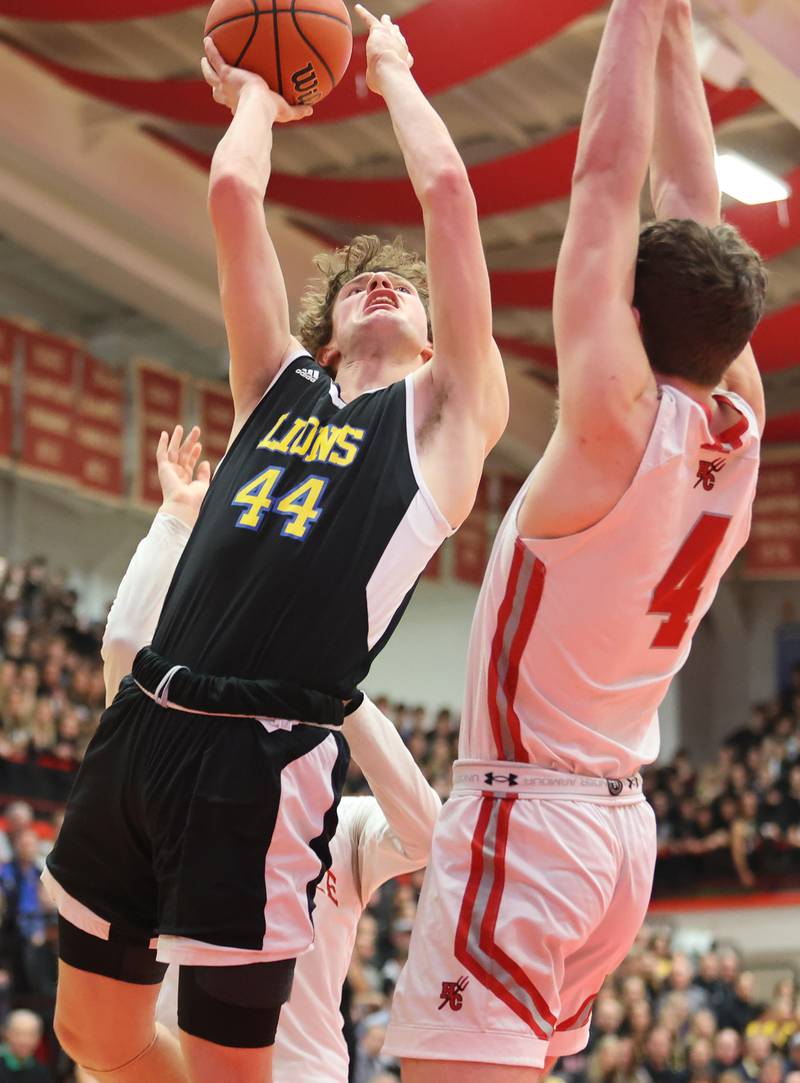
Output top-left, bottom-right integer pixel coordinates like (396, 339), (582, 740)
(384, 760), (656, 1068)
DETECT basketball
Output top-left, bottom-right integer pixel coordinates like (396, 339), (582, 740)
(204, 0), (353, 107)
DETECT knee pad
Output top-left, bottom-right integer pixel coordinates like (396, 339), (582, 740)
(177, 959), (296, 1048)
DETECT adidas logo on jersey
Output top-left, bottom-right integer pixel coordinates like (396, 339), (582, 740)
(296, 367), (319, 383)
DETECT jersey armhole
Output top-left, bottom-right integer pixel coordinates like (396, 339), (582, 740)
(403, 376), (456, 536)
(215, 345), (317, 473)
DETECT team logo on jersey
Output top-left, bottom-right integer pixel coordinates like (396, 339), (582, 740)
(694, 458), (726, 491)
(296, 366), (319, 383)
(484, 771), (518, 787)
(438, 976), (469, 1011)
(607, 778), (624, 796)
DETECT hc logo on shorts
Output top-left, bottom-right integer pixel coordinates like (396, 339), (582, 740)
(439, 976), (469, 1011)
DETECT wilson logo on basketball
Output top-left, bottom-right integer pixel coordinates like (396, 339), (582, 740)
(291, 63), (322, 105)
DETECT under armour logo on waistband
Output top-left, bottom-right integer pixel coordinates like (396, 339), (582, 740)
(485, 772), (518, 786)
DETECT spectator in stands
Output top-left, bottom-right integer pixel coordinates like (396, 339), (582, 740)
(758, 1054), (786, 1083)
(353, 1018), (394, 1083)
(641, 1027), (683, 1083)
(742, 1034), (775, 1081)
(0, 1009), (51, 1082)
(685, 1037), (715, 1082)
(714, 1029), (746, 1078)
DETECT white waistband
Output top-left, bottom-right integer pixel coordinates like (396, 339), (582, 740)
(452, 759), (645, 804)
(133, 680), (340, 733)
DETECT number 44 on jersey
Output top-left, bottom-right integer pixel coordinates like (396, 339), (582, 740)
(232, 466), (329, 540)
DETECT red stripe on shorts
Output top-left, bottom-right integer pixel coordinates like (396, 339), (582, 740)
(556, 991), (598, 1031)
(455, 794), (555, 1039)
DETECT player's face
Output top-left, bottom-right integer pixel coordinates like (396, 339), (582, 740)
(330, 270), (430, 358)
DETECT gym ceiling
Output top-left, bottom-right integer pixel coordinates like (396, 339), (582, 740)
(0, 0), (798, 473)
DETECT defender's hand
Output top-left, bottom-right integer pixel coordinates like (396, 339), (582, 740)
(157, 425), (211, 527)
(201, 36), (312, 121)
(354, 5), (413, 96)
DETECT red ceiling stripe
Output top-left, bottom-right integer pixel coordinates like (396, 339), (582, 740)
(0, 0), (201, 18)
(705, 84), (762, 126)
(763, 412), (800, 444)
(725, 168), (800, 262)
(752, 304), (800, 372)
(494, 335), (556, 369)
(491, 269), (556, 310)
(314, 0), (606, 125)
(21, 0), (606, 127)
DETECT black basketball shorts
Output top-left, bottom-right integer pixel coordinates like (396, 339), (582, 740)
(43, 660), (349, 968)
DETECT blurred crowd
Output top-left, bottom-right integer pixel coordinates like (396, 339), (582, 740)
(0, 552), (799, 1080)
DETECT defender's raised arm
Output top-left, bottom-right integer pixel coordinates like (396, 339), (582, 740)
(649, 0), (764, 428)
(203, 38), (310, 424)
(554, 0), (669, 427)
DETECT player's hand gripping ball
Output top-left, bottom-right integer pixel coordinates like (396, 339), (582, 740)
(203, 0), (353, 108)
(354, 4), (413, 96)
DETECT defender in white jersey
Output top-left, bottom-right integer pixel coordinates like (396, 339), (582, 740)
(98, 428), (440, 1083)
(386, 1), (767, 1078)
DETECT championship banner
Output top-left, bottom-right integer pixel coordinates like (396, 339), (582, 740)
(0, 318), (15, 463)
(745, 458), (800, 579)
(135, 360), (186, 506)
(421, 547), (441, 581)
(20, 327), (78, 484)
(195, 379), (234, 473)
(76, 354), (125, 500)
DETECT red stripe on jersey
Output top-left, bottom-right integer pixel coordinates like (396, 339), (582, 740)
(455, 795), (555, 1038)
(487, 541), (526, 758)
(503, 552), (546, 762)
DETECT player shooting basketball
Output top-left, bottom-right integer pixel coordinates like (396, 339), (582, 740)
(386, 0), (765, 1080)
(80, 425), (438, 1083)
(44, 7), (506, 1083)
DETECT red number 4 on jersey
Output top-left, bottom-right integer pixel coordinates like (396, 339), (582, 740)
(648, 513), (732, 650)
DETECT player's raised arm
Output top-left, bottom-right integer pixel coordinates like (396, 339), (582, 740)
(102, 426), (208, 704)
(202, 38), (312, 422)
(650, 0), (764, 430)
(554, 0), (669, 430)
(355, 6), (507, 523)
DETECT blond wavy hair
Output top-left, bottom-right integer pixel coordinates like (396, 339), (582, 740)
(295, 234), (431, 360)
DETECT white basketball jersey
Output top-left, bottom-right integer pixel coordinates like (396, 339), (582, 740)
(460, 385), (760, 777)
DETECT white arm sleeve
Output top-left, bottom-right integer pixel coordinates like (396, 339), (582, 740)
(343, 696), (442, 906)
(101, 512), (191, 706)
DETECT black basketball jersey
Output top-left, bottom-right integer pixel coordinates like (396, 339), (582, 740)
(152, 350), (451, 698)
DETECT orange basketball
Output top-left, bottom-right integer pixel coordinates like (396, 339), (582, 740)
(204, 0), (353, 107)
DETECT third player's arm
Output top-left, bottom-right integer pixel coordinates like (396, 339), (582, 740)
(650, 0), (764, 429)
(358, 8), (508, 520)
(343, 695), (441, 902)
(553, 0), (670, 430)
(203, 39), (311, 424)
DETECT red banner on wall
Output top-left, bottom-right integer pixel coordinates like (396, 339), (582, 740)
(135, 361), (186, 506)
(76, 355), (125, 500)
(745, 459), (800, 579)
(454, 509), (489, 586)
(0, 318), (15, 463)
(20, 328), (78, 484)
(196, 380), (234, 473)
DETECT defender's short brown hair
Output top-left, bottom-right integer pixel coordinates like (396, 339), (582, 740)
(634, 219), (767, 387)
(296, 234), (430, 359)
